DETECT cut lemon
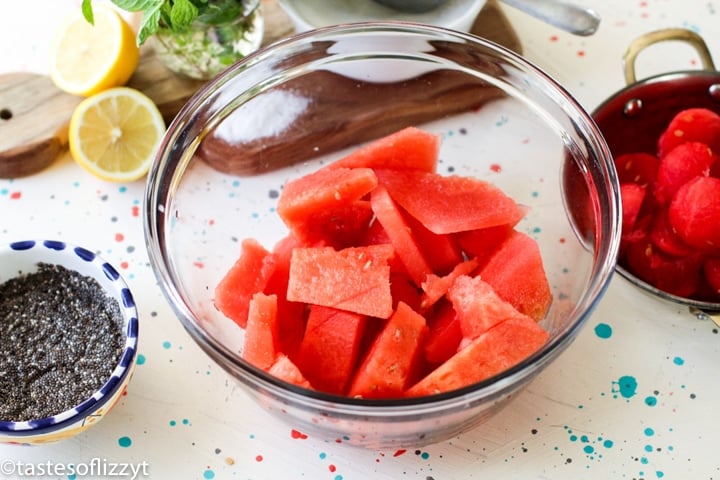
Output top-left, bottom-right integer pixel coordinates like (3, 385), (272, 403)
(50, 5), (139, 97)
(68, 87), (165, 182)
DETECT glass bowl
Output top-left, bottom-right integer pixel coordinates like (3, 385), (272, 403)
(144, 23), (620, 448)
(0, 240), (139, 445)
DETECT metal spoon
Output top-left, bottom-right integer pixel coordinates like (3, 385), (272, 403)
(499, 0), (601, 36)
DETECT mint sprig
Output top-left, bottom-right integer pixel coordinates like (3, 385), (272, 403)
(81, 0), (244, 46)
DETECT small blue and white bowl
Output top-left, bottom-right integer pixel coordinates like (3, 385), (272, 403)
(0, 240), (139, 445)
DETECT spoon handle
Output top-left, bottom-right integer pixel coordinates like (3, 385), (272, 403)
(499, 0), (601, 36)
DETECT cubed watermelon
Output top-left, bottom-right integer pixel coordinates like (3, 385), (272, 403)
(370, 185), (433, 287)
(326, 126), (440, 173)
(448, 274), (533, 342)
(420, 257), (479, 310)
(215, 238), (276, 328)
(478, 231), (552, 321)
(454, 223), (515, 268)
(277, 166), (378, 232)
(242, 293), (279, 371)
(375, 169), (527, 234)
(286, 244), (395, 318)
(423, 300), (461, 368)
(296, 305), (367, 395)
(405, 315), (549, 397)
(348, 302), (428, 399)
(268, 354), (313, 389)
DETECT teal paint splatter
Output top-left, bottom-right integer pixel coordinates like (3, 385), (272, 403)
(644, 427), (655, 436)
(136, 354), (146, 365)
(613, 375), (638, 399)
(203, 469), (215, 479)
(656, 471), (665, 478)
(583, 445), (594, 454)
(594, 323), (612, 339)
(118, 436), (132, 448)
(673, 356), (684, 366)
(603, 439), (614, 448)
(182, 418), (190, 425)
(319, 452), (327, 460)
(420, 451), (430, 460)
(169, 420), (177, 427)
(645, 396), (658, 407)
(645, 444), (653, 452)
(162, 341), (172, 349)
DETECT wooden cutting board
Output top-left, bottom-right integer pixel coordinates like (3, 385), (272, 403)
(0, 0), (520, 178)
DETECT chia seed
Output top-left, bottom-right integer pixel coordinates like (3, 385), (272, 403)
(0, 263), (125, 422)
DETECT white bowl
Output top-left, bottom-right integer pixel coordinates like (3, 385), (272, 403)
(278, 0), (487, 33)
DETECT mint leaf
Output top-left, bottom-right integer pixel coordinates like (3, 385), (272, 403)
(110, 0), (163, 13)
(136, 5), (163, 45)
(170, 0), (199, 29)
(81, 0), (94, 24)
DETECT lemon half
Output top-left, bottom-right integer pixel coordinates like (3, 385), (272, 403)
(50, 5), (139, 97)
(69, 87), (165, 182)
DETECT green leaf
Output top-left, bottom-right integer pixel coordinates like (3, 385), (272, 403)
(136, 4), (163, 45)
(110, 0), (163, 13)
(81, 0), (94, 24)
(170, 0), (199, 29)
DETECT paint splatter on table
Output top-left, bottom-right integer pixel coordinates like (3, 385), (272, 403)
(2, 1), (720, 478)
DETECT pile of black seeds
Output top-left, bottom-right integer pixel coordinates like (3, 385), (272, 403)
(0, 263), (125, 422)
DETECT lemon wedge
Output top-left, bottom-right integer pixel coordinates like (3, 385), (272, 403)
(68, 87), (165, 182)
(50, 5), (139, 97)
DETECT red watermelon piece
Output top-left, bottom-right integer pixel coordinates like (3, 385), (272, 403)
(215, 238), (276, 328)
(448, 275), (534, 342)
(703, 257), (720, 295)
(370, 185), (433, 287)
(668, 176), (720, 251)
(454, 223), (516, 267)
(620, 183), (647, 236)
(614, 152), (660, 187)
(348, 302), (428, 399)
(286, 244), (395, 318)
(423, 300), (462, 368)
(296, 305), (368, 395)
(624, 239), (703, 298)
(649, 207), (694, 257)
(478, 230), (552, 321)
(654, 142), (715, 205)
(375, 169), (528, 234)
(268, 354), (313, 389)
(242, 293), (279, 371)
(403, 210), (464, 276)
(420, 257), (479, 310)
(657, 108), (720, 158)
(405, 315), (549, 397)
(277, 166), (378, 231)
(326, 126), (440, 173)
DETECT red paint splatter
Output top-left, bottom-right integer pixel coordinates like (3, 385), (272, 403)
(577, 50), (586, 58)
(559, 237), (567, 244)
(291, 429), (308, 440)
(329, 465), (337, 473)
(393, 449), (407, 457)
(131, 205), (140, 217)
(490, 163), (502, 173)
(115, 233), (124, 242)
(208, 219), (215, 226)
(9, 191), (21, 200)
(549, 35), (559, 42)
(335, 438), (343, 443)
(193, 261), (205, 269)
(255, 455), (263, 462)
(120, 261), (129, 269)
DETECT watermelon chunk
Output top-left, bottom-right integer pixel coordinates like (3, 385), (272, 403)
(624, 239), (703, 298)
(654, 142), (715, 204)
(296, 305), (367, 395)
(668, 176), (720, 251)
(286, 244), (395, 318)
(404, 210), (464, 276)
(649, 207), (694, 257)
(375, 168), (528, 234)
(657, 108), (720, 158)
(348, 302), (428, 399)
(215, 238), (276, 328)
(406, 315), (549, 397)
(268, 354), (313, 389)
(370, 185), (433, 287)
(326, 126), (440, 173)
(614, 152), (660, 187)
(703, 257), (720, 295)
(264, 234), (307, 358)
(620, 183), (647, 236)
(420, 257), (479, 310)
(423, 300), (461, 367)
(478, 231), (552, 321)
(277, 166), (378, 232)
(242, 293), (279, 371)
(448, 275), (533, 342)
(454, 223), (516, 268)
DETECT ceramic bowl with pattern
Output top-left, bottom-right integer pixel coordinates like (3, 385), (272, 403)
(0, 240), (139, 445)
(145, 23), (620, 448)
